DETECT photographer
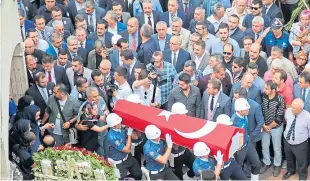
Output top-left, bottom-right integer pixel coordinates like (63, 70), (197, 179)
(151, 51), (177, 110)
(70, 77), (89, 106)
(132, 70), (161, 107)
(112, 66), (133, 103)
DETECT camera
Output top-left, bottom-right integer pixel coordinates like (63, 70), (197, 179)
(146, 63), (163, 77)
(105, 76), (118, 96)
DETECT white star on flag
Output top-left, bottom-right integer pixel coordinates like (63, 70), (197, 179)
(157, 110), (176, 122)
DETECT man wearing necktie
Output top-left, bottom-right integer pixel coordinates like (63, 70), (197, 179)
(294, 71), (310, 112)
(282, 98), (310, 181)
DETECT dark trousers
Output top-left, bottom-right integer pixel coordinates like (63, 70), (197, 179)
(220, 160), (248, 180)
(133, 143), (144, 167)
(234, 141), (261, 174)
(116, 153), (142, 180)
(171, 149), (195, 180)
(161, 102), (168, 110)
(150, 167), (179, 180)
(283, 139), (308, 180)
(281, 2), (299, 23)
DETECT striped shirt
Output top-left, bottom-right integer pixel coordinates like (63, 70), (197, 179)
(262, 93), (285, 128)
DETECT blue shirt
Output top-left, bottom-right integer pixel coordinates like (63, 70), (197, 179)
(211, 38), (241, 57)
(158, 38), (166, 51)
(264, 31), (291, 58)
(107, 128), (128, 161)
(158, 62), (177, 104)
(128, 31), (139, 51)
(192, 157), (216, 177)
(232, 113), (249, 146)
(253, 76), (265, 93)
(143, 139), (166, 171)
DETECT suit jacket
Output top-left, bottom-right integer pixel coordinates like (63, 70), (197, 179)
(263, 3), (282, 22)
(46, 17), (75, 34)
(198, 73), (232, 96)
(56, 61), (72, 70)
(68, 47), (88, 66)
(38, 65), (71, 92)
(159, 11), (189, 29)
(191, 53), (210, 72)
(78, 7), (106, 33)
(80, 39), (94, 54)
(116, 21), (127, 34)
(163, 49), (191, 73)
(167, 27), (190, 50)
(200, 91), (231, 122)
(294, 84), (310, 112)
(109, 49), (121, 71)
(87, 49), (99, 70)
(119, 30), (142, 48)
(132, 0), (163, 17)
(152, 33), (172, 52)
(121, 12), (131, 24)
(66, 67), (93, 90)
(88, 31), (114, 48)
(45, 42), (68, 60)
(229, 82), (262, 104)
(22, 0), (38, 20)
(26, 49), (46, 64)
(36, 3), (68, 23)
(90, 82), (109, 105)
(189, 19), (216, 35)
(26, 64), (42, 88)
(230, 27), (245, 48)
(231, 98), (264, 142)
(135, 11), (160, 28)
(178, 0), (200, 20)
(127, 60), (141, 86)
(36, 26), (53, 42)
(66, 0), (79, 26)
(25, 82), (55, 118)
(136, 37), (159, 65)
(23, 20), (35, 39)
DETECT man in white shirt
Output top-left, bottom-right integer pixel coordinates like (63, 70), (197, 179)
(225, 0), (248, 29)
(207, 3), (226, 32)
(105, 11), (119, 35)
(113, 66), (133, 103)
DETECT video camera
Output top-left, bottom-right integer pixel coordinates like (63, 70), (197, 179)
(105, 76), (119, 96)
(146, 63), (163, 78)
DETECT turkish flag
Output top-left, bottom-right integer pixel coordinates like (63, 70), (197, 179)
(114, 100), (245, 161)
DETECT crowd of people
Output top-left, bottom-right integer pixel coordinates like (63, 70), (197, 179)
(7, 0), (310, 180)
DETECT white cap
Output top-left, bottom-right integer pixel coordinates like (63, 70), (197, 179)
(106, 113), (122, 127)
(216, 114), (232, 125)
(145, 125), (161, 140)
(171, 102), (188, 114)
(234, 98), (250, 111)
(193, 142), (210, 157)
(126, 94), (142, 104)
(111, 34), (122, 45)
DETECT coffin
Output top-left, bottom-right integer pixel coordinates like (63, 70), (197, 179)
(114, 100), (244, 161)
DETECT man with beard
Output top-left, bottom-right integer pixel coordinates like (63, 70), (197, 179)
(24, 38), (46, 64)
(66, 56), (92, 90)
(88, 19), (114, 49)
(25, 55), (42, 87)
(25, 72), (54, 119)
(210, 23), (240, 57)
(70, 76), (89, 106)
(168, 72), (201, 118)
(195, 20), (215, 54)
(246, 43), (268, 77)
(56, 49), (72, 70)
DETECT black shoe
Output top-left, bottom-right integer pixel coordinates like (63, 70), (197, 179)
(273, 166), (281, 177)
(260, 163), (271, 174)
(282, 171), (295, 180)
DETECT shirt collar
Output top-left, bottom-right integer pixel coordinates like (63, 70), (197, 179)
(233, 8), (247, 16)
(172, 49), (180, 55)
(236, 112), (244, 118)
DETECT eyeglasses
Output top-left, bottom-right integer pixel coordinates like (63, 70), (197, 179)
(223, 52), (232, 55)
(251, 7), (260, 10)
(144, 91), (147, 100)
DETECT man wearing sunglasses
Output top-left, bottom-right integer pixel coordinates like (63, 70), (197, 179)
(242, 0), (271, 29)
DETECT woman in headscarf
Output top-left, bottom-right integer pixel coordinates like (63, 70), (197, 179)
(9, 119), (31, 159)
(294, 51), (308, 75)
(14, 95), (34, 123)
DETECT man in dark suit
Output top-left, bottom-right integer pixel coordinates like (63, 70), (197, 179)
(159, 0), (189, 28)
(66, 0), (85, 27)
(120, 49), (141, 87)
(230, 72), (262, 104)
(36, 0), (68, 23)
(75, 26), (94, 54)
(18, 0), (38, 20)
(163, 35), (191, 73)
(120, 17), (141, 52)
(136, 24), (159, 65)
(244, 16), (265, 42)
(178, 0), (200, 20)
(152, 21), (172, 52)
(47, 6), (75, 34)
(67, 35), (88, 66)
(200, 78), (231, 121)
(56, 48), (72, 70)
(135, 0), (160, 31)
(262, 0), (282, 22)
(26, 55), (42, 88)
(109, 38), (129, 71)
(188, 7), (215, 35)
(228, 14), (245, 48)
(87, 19), (114, 49)
(38, 55), (71, 92)
(198, 63), (232, 96)
(24, 38), (46, 64)
(106, 0), (134, 16)
(78, 0), (106, 33)
(25, 72), (55, 119)
(19, 9), (35, 41)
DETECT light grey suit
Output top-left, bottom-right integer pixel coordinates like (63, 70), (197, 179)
(294, 84), (310, 112)
(121, 12), (131, 24)
(191, 53), (210, 72)
(200, 91), (231, 122)
(87, 49), (97, 70)
(47, 17), (75, 34)
(66, 67), (93, 90)
(36, 26), (54, 42)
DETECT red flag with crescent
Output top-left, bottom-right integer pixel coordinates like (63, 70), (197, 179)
(114, 100), (245, 161)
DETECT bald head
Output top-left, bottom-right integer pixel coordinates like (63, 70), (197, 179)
(100, 59), (111, 76)
(291, 98), (304, 115)
(25, 38), (35, 54)
(242, 72), (254, 89)
(43, 135), (55, 148)
(249, 43), (261, 60)
(127, 17), (139, 34)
